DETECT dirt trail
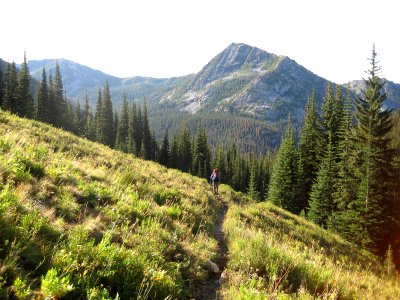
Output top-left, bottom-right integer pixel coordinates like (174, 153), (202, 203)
(197, 196), (229, 300)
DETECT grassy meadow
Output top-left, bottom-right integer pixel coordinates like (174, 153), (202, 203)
(0, 109), (399, 299)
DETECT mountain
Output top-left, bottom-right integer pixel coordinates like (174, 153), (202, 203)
(161, 43), (329, 124)
(1, 110), (399, 299)
(27, 59), (188, 107)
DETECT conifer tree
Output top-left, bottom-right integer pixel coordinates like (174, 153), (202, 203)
(329, 89), (359, 231)
(193, 122), (211, 178)
(177, 122), (192, 172)
(159, 130), (170, 166)
(35, 68), (50, 122)
(95, 88), (105, 143)
(248, 160), (260, 200)
(297, 92), (321, 212)
(115, 94), (129, 152)
(73, 100), (83, 134)
(142, 100), (153, 159)
(134, 105), (143, 155)
(54, 62), (67, 128)
(17, 52), (33, 117)
(308, 138), (337, 227)
(267, 116), (298, 213)
(102, 82), (114, 147)
(351, 45), (395, 255)
(83, 93), (93, 139)
(169, 133), (179, 169)
(214, 145), (226, 180)
(3, 62), (18, 113)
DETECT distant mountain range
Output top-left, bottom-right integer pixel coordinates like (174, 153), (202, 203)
(9, 43), (400, 151)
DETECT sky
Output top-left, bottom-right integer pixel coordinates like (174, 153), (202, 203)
(2, 0), (399, 84)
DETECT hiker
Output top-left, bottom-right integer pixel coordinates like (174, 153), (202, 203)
(210, 168), (220, 195)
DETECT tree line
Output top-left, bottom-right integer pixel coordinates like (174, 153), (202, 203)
(267, 46), (400, 263)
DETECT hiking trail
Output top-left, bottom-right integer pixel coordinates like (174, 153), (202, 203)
(197, 195), (229, 300)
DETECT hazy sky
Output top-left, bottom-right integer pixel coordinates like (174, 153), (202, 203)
(2, 0), (399, 83)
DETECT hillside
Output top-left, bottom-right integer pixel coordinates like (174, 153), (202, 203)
(0, 111), (399, 299)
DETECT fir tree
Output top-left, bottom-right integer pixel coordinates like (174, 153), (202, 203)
(35, 68), (49, 122)
(352, 45), (395, 255)
(115, 94), (129, 152)
(159, 130), (170, 166)
(308, 138), (337, 227)
(169, 133), (179, 169)
(3, 62), (18, 113)
(142, 100), (152, 159)
(102, 82), (114, 147)
(177, 122), (192, 172)
(267, 116), (298, 213)
(330, 88), (359, 231)
(297, 92), (321, 212)
(192, 122), (211, 178)
(16, 52), (33, 117)
(73, 100), (83, 135)
(248, 160), (260, 201)
(134, 105), (143, 155)
(83, 93), (93, 139)
(54, 62), (67, 128)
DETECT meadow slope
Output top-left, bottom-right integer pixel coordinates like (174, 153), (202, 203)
(0, 110), (399, 299)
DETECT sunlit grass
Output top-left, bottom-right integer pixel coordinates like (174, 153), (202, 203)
(221, 200), (400, 299)
(0, 110), (220, 298)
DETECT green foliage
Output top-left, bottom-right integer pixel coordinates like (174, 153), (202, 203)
(222, 200), (399, 299)
(267, 116), (299, 213)
(41, 268), (74, 298)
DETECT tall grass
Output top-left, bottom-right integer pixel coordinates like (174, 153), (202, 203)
(0, 110), (221, 298)
(221, 200), (400, 299)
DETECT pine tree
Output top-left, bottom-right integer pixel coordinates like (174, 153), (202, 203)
(159, 130), (170, 166)
(95, 88), (104, 143)
(83, 93), (93, 139)
(267, 116), (298, 213)
(177, 122), (192, 172)
(3, 62), (18, 113)
(16, 52), (33, 117)
(192, 122), (211, 178)
(134, 105), (143, 155)
(35, 68), (50, 122)
(102, 82), (114, 147)
(54, 62), (67, 128)
(73, 100), (83, 135)
(115, 94), (129, 152)
(352, 45), (395, 255)
(169, 133), (179, 169)
(248, 160), (260, 200)
(329, 89), (359, 231)
(308, 138), (337, 227)
(142, 100), (152, 159)
(297, 92), (322, 212)
(214, 145), (226, 181)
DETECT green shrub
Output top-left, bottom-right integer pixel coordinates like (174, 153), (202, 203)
(41, 268), (74, 298)
(153, 187), (181, 206)
(13, 277), (31, 300)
